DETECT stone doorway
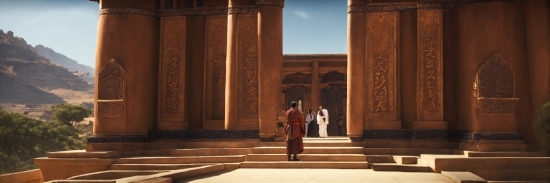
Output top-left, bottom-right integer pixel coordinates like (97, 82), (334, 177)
(321, 83), (347, 136)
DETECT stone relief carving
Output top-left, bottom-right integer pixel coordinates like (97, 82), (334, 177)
(99, 8), (156, 17)
(476, 53), (514, 98)
(256, 0), (285, 7)
(98, 58), (125, 100)
(347, 0), (514, 13)
(228, 7), (258, 14)
(160, 18), (186, 119)
(159, 8), (228, 16)
(366, 12), (396, 120)
(97, 101), (123, 117)
(417, 9), (443, 119)
(283, 72), (311, 84)
(479, 99), (516, 115)
(475, 53), (516, 115)
(237, 16), (259, 120)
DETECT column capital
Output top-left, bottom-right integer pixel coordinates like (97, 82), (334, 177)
(256, 0), (284, 8)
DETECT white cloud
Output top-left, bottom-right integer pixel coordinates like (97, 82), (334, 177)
(293, 11), (309, 19)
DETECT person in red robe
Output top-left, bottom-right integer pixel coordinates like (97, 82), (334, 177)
(284, 101), (305, 161)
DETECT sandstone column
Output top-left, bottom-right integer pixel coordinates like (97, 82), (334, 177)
(311, 60), (320, 111)
(225, 0), (259, 130)
(414, 8), (446, 130)
(524, 0), (550, 143)
(157, 14), (187, 130)
(257, 0), (284, 140)
(93, 1), (158, 137)
(347, 0), (366, 140)
(364, 11), (401, 129)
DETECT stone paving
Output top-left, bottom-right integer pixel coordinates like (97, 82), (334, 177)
(177, 168), (454, 183)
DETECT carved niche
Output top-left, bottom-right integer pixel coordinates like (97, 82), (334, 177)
(476, 53), (517, 115)
(98, 58), (125, 100)
(477, 53), (514, 98)
(97, 58), (125, 118)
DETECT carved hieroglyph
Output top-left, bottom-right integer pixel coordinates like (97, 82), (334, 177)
(97, 58), (125, 118)
(417, 9), (443, 120)
(237, 15), (259, 120)
(158, 17), (186, 120)
(366, 12), (398, 121)
(206, 16), (228, 120)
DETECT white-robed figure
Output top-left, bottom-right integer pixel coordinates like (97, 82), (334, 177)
(317, 105), (329, 138)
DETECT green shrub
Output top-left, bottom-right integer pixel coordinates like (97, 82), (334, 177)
(533, 100), (550, 146)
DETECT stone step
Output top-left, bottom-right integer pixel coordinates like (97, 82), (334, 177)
(371, 163), (434, 172)
(251, 147), (364, 154)
(260, 142), (354, 147)
(303, 137), (350, 141)
(488, 181), (550, 183)
(114, 155), (245, 164)
(473, 168), (550, 181)
(419, 155), (550, 173)
(441, 171), (487, 183)
(393, 156), (418, 164)
(363, 148), (451, 155)
(111, 164), (201, 170)
(245, 154), (366, 161)
(464, 151), (548, 157)
(365, 155), (395, 163)
(143, 148), (251, 156)
(239, 161), (369, 169)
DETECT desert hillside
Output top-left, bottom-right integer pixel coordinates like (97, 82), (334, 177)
(0, 29), (94, 120)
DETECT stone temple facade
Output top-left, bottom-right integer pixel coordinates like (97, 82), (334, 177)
(32, 0), (550, 182)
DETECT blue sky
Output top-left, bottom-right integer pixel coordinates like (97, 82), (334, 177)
(0, 0), (347, 68)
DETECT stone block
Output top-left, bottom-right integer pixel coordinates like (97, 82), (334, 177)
(441, 171), (487, 183)
(34, 158), (113, 181)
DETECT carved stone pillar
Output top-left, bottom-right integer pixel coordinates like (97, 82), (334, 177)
(365, 11), (401, 129)
(311, 60), (320, 111)
(414, 8), (446, 130)
(347, 0), (366, 140)
(225, 0), (259, 130)
(157, 16), (187, 130)
(257, 0), (284, 140)
(93, 3), (158, 137)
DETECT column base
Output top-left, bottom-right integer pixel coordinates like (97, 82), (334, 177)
(413, 121), (447, 130)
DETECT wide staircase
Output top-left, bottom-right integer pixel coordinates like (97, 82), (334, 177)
(41, 137), (550, 183)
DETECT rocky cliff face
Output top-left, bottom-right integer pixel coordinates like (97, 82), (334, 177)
(0, 29), (92, 104)
(34, 45), (94, 84)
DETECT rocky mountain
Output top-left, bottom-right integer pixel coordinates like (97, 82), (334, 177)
(0, 29), (92, 104)
(34, 45), (94, 84)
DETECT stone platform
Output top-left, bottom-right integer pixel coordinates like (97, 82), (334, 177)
(34, 137), (550, 183)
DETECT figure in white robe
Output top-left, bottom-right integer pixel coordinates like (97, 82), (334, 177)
(317, 106), (329, 138)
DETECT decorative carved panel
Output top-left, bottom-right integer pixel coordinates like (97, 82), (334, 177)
(321, 71), (346, 83)
(366, 12), (398, 121)
(96, 100), (124, 117)
(479, 98), (517, 115)
(476, 53), (514, 98)
(417, 9), (443, 120)
(256, 0), (285, 7)
(237, 15), (259, 120)
(206, 16), (228, 120)
(158, 17), (186, 120)
(98, 58), (125, 100)
(283, 72), (311, 84)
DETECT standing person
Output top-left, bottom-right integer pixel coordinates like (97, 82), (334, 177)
(305, 109), (315, 137)
(337, 110), (345, 136)
(284, 101), (305, 161)
(317, 105), (329, 138)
